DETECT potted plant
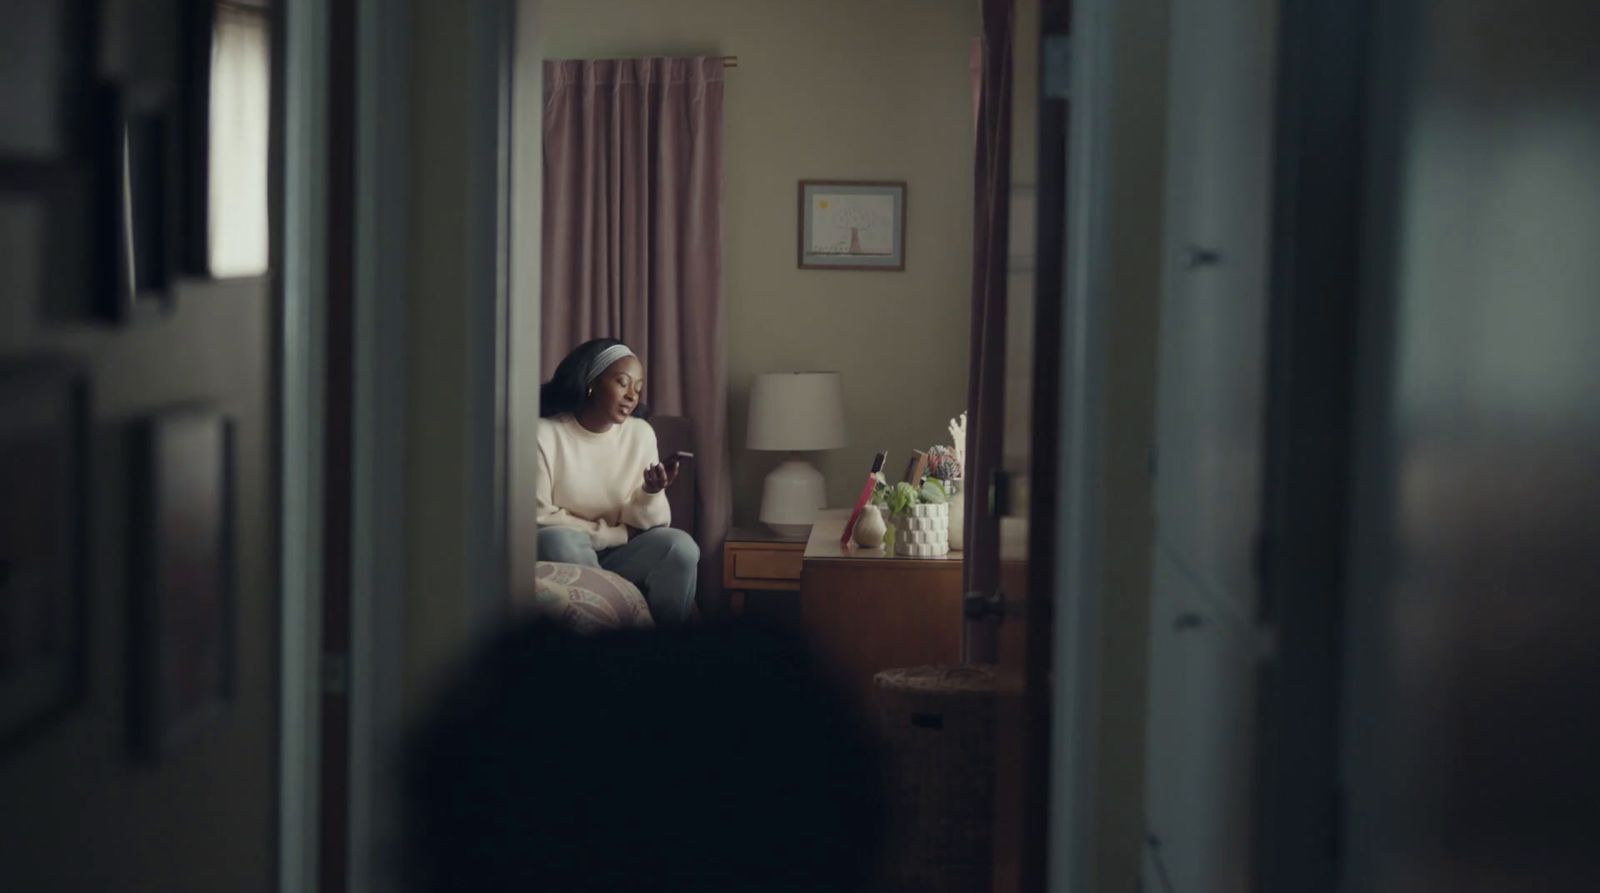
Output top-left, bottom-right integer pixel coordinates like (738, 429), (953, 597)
(872, 477), (953, 557)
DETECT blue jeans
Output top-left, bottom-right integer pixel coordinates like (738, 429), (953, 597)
(537, 526), (700, 625)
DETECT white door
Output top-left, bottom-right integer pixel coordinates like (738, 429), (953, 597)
(1141, 0), (1279, 890)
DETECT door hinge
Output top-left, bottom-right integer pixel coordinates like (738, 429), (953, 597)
(964, 590), (1008, 621)
(990, 469), (1013, 517)
(1043, 35), (1072, 99)
(321, 652), (351, 696)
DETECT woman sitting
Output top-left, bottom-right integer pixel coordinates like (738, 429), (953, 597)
(536, 338), (699, 624)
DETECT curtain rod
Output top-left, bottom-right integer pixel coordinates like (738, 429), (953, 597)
(558, 55), (737, 67)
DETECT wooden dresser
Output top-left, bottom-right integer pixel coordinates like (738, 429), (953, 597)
(798, 509), (965, 700)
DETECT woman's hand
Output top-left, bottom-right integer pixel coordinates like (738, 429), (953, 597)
(642, 461), (680, 495)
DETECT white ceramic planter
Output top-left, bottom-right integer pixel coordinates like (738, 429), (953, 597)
(891, 502), (950, 557)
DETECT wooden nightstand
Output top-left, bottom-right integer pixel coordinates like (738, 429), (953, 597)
(723, 526), (807, 614)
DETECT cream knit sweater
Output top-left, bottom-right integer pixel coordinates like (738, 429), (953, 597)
(536, 414), (672, 549)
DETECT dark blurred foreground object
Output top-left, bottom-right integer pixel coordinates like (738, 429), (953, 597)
(404, 619), (886, 893)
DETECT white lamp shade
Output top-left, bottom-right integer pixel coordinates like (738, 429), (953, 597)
(745, 372), (848, 451)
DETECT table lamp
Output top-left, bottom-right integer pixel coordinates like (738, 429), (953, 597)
(746, 371), (848, 537)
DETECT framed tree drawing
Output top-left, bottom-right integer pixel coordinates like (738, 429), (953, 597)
(798, 180), (906, 271)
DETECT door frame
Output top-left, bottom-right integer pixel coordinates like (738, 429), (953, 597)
(277, 0), (329, 888)
(1046, 0), (1118, 888)
(289, 1), (1147, 890)
(1251, 0), (1373, 890)
(277, 0), (516, 889)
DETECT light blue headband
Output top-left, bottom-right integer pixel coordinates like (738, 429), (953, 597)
(585, 344), (637, 387)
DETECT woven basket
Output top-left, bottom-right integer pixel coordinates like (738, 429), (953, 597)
(873, 664), (998, 893)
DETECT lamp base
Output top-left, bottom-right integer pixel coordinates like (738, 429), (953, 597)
(758, 457), (827, 538)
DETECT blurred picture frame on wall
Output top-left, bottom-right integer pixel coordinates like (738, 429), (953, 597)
(111, 81), (180, 323)
(182, 0), (272, 280)
(0, 0), (115, 326)
(0, 161), (100, 325)
(128, 405), (236, 761)
(0, 359), (89, 756)
(0, 0), (97, 162)
(4, 0), (275, 326)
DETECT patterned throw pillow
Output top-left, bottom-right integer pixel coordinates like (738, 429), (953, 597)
(524, 562), (655, 633)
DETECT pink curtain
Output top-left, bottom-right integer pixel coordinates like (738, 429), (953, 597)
(542, 57), (731, 615)
(964, 0), (1014, 662)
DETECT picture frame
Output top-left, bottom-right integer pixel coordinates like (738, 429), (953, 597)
(181, 0), (272, 280)
(0, 0), (98, 162)
(128, 406), (236, 761)
(0, 161), (100, 324)
(110, 82), (180, 323)
(798, 180), (906, 271)
(0, 0), (112, 325)
(0, 359), (89, 755)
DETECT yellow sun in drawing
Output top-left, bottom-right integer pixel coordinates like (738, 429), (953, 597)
(818, 199), (830, 209)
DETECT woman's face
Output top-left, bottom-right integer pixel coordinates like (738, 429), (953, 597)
(587, 355), (645, 425)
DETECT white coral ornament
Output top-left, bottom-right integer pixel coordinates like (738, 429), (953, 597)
(948, 412), (968, 479)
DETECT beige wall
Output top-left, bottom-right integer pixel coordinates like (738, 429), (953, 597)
(537, 0), (978, 522)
